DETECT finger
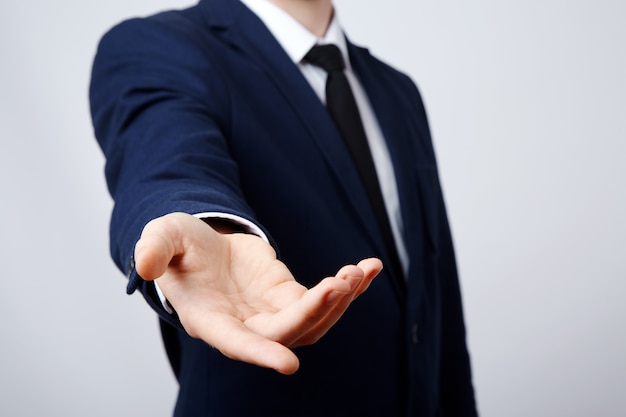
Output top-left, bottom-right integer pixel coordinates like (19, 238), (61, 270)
(352, 258), (383, 298)
(134, 213), (213, 280)
(290, 259), (382, 346)
(288, 265), (367, 346)
(186, 312), (300, 375)
(248, 266), (363, 346)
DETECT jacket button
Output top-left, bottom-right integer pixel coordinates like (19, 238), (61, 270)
(411, 323), (418, 344)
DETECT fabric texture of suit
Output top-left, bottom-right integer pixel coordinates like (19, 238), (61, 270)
(90, 0), (477, 415)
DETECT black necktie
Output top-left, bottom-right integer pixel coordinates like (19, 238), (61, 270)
(305, 44), (405, 289)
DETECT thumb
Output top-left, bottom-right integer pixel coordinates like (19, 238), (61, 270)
(134, 213), (189, 280)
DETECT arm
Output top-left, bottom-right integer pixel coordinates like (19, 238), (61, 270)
(437, 201), (478, 415)
(399, 72), (477, 414)
(89, 16), (381, 374)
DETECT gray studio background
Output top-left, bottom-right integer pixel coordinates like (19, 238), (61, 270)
(1, 0), (624, 415)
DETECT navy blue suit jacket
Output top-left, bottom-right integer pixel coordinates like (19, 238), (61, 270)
(90, 0), (477, 415)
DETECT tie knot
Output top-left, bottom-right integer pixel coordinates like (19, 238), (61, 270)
(304, 44), (345, 73)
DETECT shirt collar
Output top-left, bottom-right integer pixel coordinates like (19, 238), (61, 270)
(240, 0), (350, 69)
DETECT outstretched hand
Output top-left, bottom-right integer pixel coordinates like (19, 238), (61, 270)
(134, 213), (382, 375)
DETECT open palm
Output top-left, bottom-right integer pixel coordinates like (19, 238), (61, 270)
(134, 213), (382, 374)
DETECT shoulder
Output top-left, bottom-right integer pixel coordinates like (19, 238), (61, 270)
(91, 5), (231, 106)
(349, 43), (415, 83)
(95, 6), (212, 62)
(349, 42), (425, 104)
(89, 5), (233, 142)
(349, 42), (430, 126)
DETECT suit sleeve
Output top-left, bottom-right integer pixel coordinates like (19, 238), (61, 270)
(428, 124), (478, 416)
(89, 16), (266, 327)
(436, 195), (478, 416)
(404, 77), (478, 415)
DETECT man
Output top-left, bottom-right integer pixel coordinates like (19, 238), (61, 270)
(90, 0), (477, 415)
